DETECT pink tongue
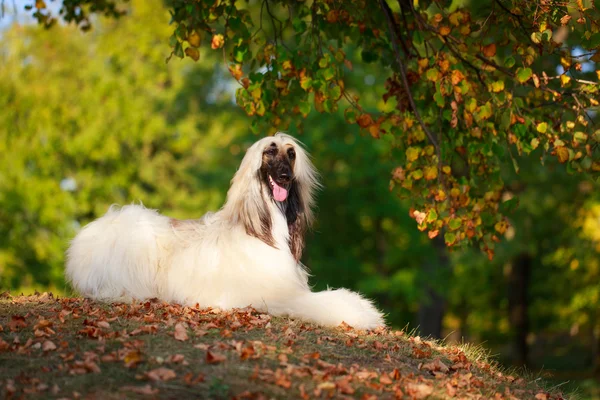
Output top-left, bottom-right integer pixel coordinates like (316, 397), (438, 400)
(272, 180), (288, 202)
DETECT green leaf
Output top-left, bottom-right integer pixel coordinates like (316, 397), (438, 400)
(426, 68), (439, 81)
(298, 101), (311, 117)
(516, 68), (533, 83)
(448, 218), (462, 231)
(444, 232), (456, 245)
(590, 32), (600, 48)
(426, 210), (438, 223)
(434, 91), (445, 107)
(504, 56), (515, 68)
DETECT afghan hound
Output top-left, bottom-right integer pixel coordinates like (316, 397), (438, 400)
(66, 133), (384, 329)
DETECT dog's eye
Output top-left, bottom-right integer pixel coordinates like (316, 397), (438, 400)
(287, 149), (296, 160)
(265, 147), (277, 156)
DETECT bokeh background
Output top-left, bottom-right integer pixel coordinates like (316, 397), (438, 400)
(1, 0), (599, 397)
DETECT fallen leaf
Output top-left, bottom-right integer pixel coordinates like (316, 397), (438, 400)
(124, 350), (143, 368)
(121, 384), (159, 395)
(42, 340), (57, 352)
(174, 322), (189, 341)
(206, 350), (226, 364)
(421, 358), (450, 373)
(407, 382), (434, 399)
(145, 367), (176, 382)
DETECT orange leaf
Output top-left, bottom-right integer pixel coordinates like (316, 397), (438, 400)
(482, 43), (497, 57)
(439, 26), (451, 36)
(211, 34), (224, 50)
(357, 113), (374, 128)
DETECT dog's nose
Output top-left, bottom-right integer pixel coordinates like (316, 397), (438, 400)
(278, 171), (291, 183)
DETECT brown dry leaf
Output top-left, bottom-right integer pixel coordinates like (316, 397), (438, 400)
(9, 315), (27, 331)
(42, 340), (57, 352)
(274, 369), (292, 389)
(535, 393), (549, 400)
(240, 345), (255, 360)
(121, 384), (159, 395)
(379, 374), (393, 385)
(407, 382), (434, 399)
(421, 358), (450, 373)
(446, 382), (457, 397)
(145, 367), (176, 382)
(206, 350), (227, 364)
(183, 372), (205, 385)
(167, 354), (185, 364)
(96, 320), (110, 329)
(173, 322), (189, 341)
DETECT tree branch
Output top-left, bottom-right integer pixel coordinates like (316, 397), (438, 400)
(378, 0), (440, 156)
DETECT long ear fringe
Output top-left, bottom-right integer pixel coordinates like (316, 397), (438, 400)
(275, 133), (321, 229)
(222, 140), (275, 246)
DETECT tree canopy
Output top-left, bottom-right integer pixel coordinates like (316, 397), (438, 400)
(21, 0), (600, 257)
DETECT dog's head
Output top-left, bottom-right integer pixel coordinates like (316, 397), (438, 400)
(225, 133), (320, 260)
(259, 139), (296, 203)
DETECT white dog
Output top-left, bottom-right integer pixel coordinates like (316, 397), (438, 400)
(66, 133), (384, 329)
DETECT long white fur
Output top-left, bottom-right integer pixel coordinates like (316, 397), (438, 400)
(66, 133), (384, 329)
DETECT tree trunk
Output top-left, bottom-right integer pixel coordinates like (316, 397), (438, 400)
(417, 236), (449, 339)
(508, 253), (532, 367)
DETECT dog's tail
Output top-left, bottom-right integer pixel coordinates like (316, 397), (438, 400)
(278, 288), (385, 330)
(66, 204), (169, 301)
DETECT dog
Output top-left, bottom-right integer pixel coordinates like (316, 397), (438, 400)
(66, 133), (384, 329)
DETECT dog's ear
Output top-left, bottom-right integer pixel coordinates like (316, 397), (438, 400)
(238, 171), (276, 247)
(286, 182), (306, 261)
(241, 199), (276, 248)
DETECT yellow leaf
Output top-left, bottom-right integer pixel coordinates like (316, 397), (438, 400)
(560, 74), (571, 86)
(536, 122), (548, 133)
(424, 166), (438, 180)
(439, 26), (451, 36)
(489, 81), (504, 92)
(406, 147), (420, 162)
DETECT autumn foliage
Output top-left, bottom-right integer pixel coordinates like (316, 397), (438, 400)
(24, 0), (600, 257)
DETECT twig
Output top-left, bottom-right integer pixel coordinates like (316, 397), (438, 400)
(572, 93), (596, 126)
(379, 0), (440, 158)
(493, 0), (535, 44)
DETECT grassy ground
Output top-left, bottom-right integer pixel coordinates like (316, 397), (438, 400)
(0, 293), (567, 399)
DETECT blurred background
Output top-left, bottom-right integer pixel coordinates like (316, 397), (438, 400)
(1, 0), (599, 397)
